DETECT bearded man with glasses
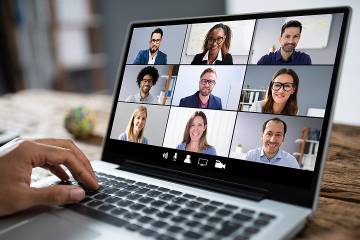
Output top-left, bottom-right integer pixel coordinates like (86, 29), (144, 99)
(179, 68), (222, 110)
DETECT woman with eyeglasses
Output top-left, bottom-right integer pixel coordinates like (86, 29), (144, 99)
(191, 23), (233, 65)
(119, 106), (149, 144)
(176, 111), (217, 155)
(249, 68), (299, 115)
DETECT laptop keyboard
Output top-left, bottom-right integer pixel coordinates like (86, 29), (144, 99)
(62, 172), (276, 240)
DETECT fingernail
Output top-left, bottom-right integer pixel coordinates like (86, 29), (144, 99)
(70, 188), (85, 201)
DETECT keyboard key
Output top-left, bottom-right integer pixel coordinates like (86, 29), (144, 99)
(123, 212), (140, 220)
(94, 193), (109, 200)
(209, 200), (223, 206)
(224, 204), (239, 210)
(216, 221), (241, 237)
(123, 179), (135, 184)
(137, 216), (153, 224)
(216, 208), (232, 216)
(193, 212), (208, 219)
(243, 226), (260, 236)
(87, 200), (103, 208)
(151, 200), (167, 207)
(126, 193), (142, 200)
(147, 190), (162, 197)
(147, 184), (158, 189)
(125, 223), (142, 232)
(142, 207), (159, 215)
(98, 204), (116, 212)
(169, 190), (182, 195)
(170, 215), (186, 223)
(185, 220), (200, 227)
(158, 187), (170, 192)
(234, 235), (250, 240)
(80, 197), (92, 204)
(184, 231), (202, 239)
(135, 187), (151, 194)
(164, 204), (181, 211)
(155, 234), (176, 240)
(241, 208), (255, 215)
(178, 208), (195, 215)
(123, 185), (139, 191)
(129, 203), (146, 211)
(135, 182), (147, 187)
(172, 197), (188, 204)
(253, 219), (270, 227)
(186, 201), (202, 208)
(201, 224), (216, 232)
(113, 182), (128, 188)
(208, 216), (222, 224)
(138, 197), (154, 204)
(233, 213), (252, 222)
(258, 212), (276, 220)
(200, 204), (217, 212)
(114, 190), (131, 197)
(156, 211), (172, 219)
(102, 187), (118, 194)
(167, 226), (183, 233)
(159, 193), (175, 201)
(183, 194), (196, 199)
(111, 208), (128, 216)
(140, 228), (157, 237)
(105, 196), (120, 204)
(196, 197), (209, 203)
(116, 200), (132, 207)
(151, 220), (168, 228)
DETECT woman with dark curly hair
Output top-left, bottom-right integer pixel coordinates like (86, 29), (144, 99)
(191, 23), (233, 65)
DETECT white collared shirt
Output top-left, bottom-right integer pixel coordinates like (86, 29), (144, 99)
(202, 49), (222, 64)
(148, 50), (157, 64)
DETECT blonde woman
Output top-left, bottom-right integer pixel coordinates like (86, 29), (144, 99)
(119, 106), (149, 144)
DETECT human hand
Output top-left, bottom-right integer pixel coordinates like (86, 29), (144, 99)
(0, 138), (99, 216)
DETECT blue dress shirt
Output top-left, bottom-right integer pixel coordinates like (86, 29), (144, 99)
(176, 143), (217, 156)
(245, 147), (300, 169)
(257, 49), (311, 65)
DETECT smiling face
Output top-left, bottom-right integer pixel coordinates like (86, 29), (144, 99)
(206, 27), (225, 55)
(133, 111), (147, 134)
(139, 74), (153, 95)
(261, 120), (285, 158)
(271, 73), (295, 105)
(189, 116), (207, 143)
(199, 72), (216, 97)
(279, 27), (301, 53)
(149, 33), (162, 54)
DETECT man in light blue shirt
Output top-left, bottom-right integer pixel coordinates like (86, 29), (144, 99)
(246, 117), (300, 169)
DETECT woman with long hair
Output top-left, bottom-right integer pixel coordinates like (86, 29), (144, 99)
(176, 111), (216, 155)
(249, 68), (299, 115)
(191, 23), (233, 65)
(119, 106), (149, 144)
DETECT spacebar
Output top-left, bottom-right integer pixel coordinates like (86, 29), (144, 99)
(66, 204), (129, 227)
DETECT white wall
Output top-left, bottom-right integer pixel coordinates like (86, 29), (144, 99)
(226, 0), (360, 126)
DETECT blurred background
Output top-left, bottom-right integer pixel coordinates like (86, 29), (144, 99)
(0, 0), (358, 125)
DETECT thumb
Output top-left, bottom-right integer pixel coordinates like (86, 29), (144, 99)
(29, 185), (85, 206)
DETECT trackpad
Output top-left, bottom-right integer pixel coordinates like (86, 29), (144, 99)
(1, 212), (100, 240)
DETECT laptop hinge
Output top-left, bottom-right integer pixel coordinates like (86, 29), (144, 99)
(118, 161), (267, 202)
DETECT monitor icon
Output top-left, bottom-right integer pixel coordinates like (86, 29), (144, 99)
(215, 160), (226, 169)
(184, 155), (191, 164)
(198, 158), (208, 167)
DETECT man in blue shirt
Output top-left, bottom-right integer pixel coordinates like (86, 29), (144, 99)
(246, 117), (300, 169)
(179, 68), (222, 110)
(257, 20), (311, 65)
(133, 28), (167, 64)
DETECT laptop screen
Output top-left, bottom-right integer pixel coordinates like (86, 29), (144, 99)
(103, 7), (349, 206)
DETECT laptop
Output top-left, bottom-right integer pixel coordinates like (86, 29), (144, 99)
(0, 6), (351, 240)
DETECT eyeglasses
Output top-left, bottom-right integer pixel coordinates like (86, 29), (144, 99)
(200, 79), (216, 86)
(141, 78), (153, 84)
(151, 38), (161, 44)
(207, 37), (225, 45)
(271, 82), (294, 92)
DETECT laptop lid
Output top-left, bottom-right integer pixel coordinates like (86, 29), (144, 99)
(101, 7), (350, 210)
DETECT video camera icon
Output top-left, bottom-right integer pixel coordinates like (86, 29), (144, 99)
(214, 160), (226, 169)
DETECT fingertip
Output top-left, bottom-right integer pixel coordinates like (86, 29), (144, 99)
(70, 187), (85, 201)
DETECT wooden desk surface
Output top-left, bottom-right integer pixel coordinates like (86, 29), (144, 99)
(1, 90), (359, 239)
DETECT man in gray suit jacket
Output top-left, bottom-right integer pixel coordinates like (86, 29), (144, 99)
(133, 28), (167, 64)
